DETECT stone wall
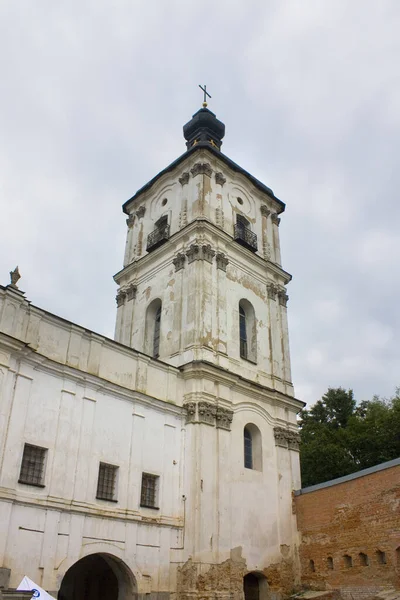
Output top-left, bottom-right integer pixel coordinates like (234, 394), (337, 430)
(295, 459), (400, 597)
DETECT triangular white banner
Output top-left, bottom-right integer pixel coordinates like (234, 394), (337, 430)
(17, 576), (57, 600)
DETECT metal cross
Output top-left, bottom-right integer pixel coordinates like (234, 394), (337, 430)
(199, 84), (211, 106)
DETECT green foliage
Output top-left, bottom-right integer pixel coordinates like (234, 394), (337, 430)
(299, 387), (400, 487)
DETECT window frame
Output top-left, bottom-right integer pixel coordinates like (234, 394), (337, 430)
(18, 443), (47, 488)
(140, 472), (160, 509)
(96, 462), (119, 502)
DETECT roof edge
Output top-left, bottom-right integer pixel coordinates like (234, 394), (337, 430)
(122, 143), (285, 214)
(294, 457), (400, 496)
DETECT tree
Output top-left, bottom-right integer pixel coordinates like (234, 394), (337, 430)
(299, 387), (400, 487)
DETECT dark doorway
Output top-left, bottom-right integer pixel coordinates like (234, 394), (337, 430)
(59, 554), (125, 600)
(244, 573), (260, 600)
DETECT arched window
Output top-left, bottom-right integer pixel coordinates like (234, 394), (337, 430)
(327, 557), (334, 570)
(144, 299), (162, 358)
(153, 306), (161, 358)
(309, 560), (315, 573)
(376, 550), (386, 565)
(343, 555), (352, 568)
(243, 424), (262, 471)
(359, 553), (369, 566)
(396, 546), (400, 566)
(244, 427), (253, 469)
(239, 300), (257, 363)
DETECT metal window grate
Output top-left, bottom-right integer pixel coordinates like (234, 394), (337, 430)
(19, 444), (47, 486)
(96, 462), (118, 501)
(140, 473), (159, 508)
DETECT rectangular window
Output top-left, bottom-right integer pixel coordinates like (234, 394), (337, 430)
(96, 462), (118, 501)
(140, 473), (159, 509)
(19, 443), (47, 487)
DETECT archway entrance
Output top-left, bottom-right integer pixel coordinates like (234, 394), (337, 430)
(243, 572), (268, 600)
(58, 553), (136, 600)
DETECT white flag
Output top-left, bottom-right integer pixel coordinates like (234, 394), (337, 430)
(17, 576), (57, 600)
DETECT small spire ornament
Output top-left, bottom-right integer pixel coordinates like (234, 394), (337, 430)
(9, 266), (21, 288)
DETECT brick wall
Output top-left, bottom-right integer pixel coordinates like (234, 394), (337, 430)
(294, 460), (400, 594)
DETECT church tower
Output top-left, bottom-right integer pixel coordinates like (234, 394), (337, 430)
(114, 101), (303, 599)
(114, 105), (293, 398)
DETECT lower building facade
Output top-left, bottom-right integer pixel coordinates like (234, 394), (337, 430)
(0, 284), (302, 600)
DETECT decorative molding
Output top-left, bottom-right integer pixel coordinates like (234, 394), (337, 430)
(198, 401), (217, 426)
(215, 207), (224, 228)
(278, 290), (289, 307)
(215, 172), (226, 186)
(126, 214), (135, 228)
(261, 205), (271, 217)
(263, 241), (272, 260)
(184, 402), (196, 423)
(173, 253), (186, 272)
(190, 162), (213, 178)
(216, 407), (233, 430)
(216, 252), (229, 272)
(273, 427), (300, 451)
(126, 284), (137, 301)
(136, 206), (146, 219)
(271, 213), (281, 226)
(186, 243), (215, 264)
(116, 289), (127, 307)
(267, 282), (278, 300)
(179, 172), (190, 186)
(179, 199), (188, 229)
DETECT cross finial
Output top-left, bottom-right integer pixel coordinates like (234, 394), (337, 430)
(199, 84), (211, 108)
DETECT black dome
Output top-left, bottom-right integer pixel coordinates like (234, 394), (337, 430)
(183, 107), (225, 151)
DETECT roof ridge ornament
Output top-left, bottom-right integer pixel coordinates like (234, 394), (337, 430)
(9, 266), (21, 288)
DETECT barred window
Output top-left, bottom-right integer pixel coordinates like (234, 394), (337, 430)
(19, 444), (47, 487)
(140, 473), (159, 509)
(96, 462), (118, 501)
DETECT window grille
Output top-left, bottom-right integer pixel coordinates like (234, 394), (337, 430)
(140, 473), (159, 508)
(244, 428), (253, 469)
(234, 215), (257, 252)
(96, 462), (118, 501)
(147, 216), (170, 251)
(153, 307), (161, 358)
(239, 305), (247, 359)
(19, 444), (47, 487)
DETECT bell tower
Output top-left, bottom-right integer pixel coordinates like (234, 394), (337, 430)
(114, 103), (294, 397)
(115, 106), (293, 395)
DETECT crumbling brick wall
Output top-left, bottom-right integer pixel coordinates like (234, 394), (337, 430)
(294, 461), (400, 594)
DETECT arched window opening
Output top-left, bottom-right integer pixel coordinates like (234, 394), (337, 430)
(309, 560), (315, 573)
(376, 550), (386, 565)
(234, 215), (258, 252)
(243, 423), (262, 471)
(238, 300), (257, 363)
(244, 427), (253, 469)
(359, 553), (369, 566)
(327, 557), (334, 570)
(144, 299), (162, 358)
(343, 555), (352, 568)
(239, 305), (247, 359)
(153, 307), (161, 358)
(396, 547), (400, 566)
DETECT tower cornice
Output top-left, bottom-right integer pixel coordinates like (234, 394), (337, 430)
(113, 217), (292, 287)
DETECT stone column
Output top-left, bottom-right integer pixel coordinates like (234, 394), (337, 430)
(271, 213), (282, 266)
(267, 283), (284, 386)
(260, 205), (272, 260)
(278, 289), (293, 392)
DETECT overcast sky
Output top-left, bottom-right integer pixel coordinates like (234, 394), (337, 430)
(1, 1), (399, 407)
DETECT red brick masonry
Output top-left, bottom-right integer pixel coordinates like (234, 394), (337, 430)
(294, 459), (400, 594)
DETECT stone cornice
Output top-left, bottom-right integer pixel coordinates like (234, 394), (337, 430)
(0, 487), (183, 529)
(0, 333), (183, 415)
(179, 360), (305, 411)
